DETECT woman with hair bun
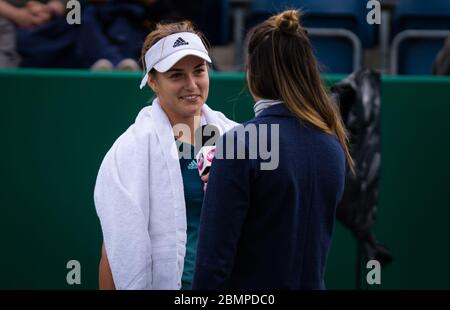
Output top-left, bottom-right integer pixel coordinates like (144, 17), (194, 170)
(193, 10), (354, 290)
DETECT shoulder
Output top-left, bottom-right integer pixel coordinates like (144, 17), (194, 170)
(121, 105), (156, 145)
(202, 103), (239, 132)
(100, 106), (156, 173)
(131, 105), (156, 139)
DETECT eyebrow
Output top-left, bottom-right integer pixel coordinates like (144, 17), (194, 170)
(167, 62), (205, 73)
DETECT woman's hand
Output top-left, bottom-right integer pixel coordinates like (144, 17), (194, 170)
(201, 173), (209, 192)
(26, 1), (51, 24)
(46, 0), (66, 17)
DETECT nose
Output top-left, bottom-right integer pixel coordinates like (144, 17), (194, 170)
(184, 73), (197, 91)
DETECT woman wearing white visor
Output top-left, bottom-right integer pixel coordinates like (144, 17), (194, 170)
(94, 21), (237, 290)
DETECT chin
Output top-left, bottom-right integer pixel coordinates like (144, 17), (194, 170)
(184, 102), (203, 115)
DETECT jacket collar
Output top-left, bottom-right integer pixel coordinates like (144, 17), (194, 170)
(256, 102), (295, 119)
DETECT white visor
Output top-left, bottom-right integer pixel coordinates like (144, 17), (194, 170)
(139, 32), (212, 89)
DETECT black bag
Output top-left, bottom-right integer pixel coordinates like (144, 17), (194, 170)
(330, 69), (393, 285)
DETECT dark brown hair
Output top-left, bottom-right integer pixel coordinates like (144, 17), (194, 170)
(246, 9), (355, 174)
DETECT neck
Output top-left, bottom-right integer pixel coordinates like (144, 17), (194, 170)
(162, 107), (201, 145)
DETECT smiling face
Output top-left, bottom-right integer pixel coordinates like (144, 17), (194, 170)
(148, 55), (209, 122)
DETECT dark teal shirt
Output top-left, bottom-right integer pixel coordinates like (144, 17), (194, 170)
(177, 141), (204, 290)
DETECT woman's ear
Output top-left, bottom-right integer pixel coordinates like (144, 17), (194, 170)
(148, 73), (158, 93)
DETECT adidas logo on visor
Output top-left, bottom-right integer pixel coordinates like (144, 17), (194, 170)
(173, 37), (189, 48)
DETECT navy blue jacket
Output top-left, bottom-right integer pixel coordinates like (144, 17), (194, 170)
(192, 104), (346, 289)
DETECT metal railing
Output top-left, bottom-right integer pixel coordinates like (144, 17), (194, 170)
(390, 30), (450, 75)
(306, 27), (363, 73)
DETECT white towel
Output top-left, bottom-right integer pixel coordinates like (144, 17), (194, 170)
(94, 98), (237, 289)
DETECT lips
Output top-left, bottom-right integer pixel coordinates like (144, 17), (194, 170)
(180, 95), (200, 102)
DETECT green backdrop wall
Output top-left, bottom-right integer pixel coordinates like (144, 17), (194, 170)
(0, 69), (449, 289)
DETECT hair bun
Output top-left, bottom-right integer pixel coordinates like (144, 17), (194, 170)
(275, 10), (300, 35)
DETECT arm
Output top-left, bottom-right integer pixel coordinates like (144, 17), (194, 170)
(99, 242), (116, 290)
(0, 0), (14, 17)
(192, 130), (253, 289)
(0, 0), (40, 28)
(24, 1), (51, 23)
(94, 131), (153, 289)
